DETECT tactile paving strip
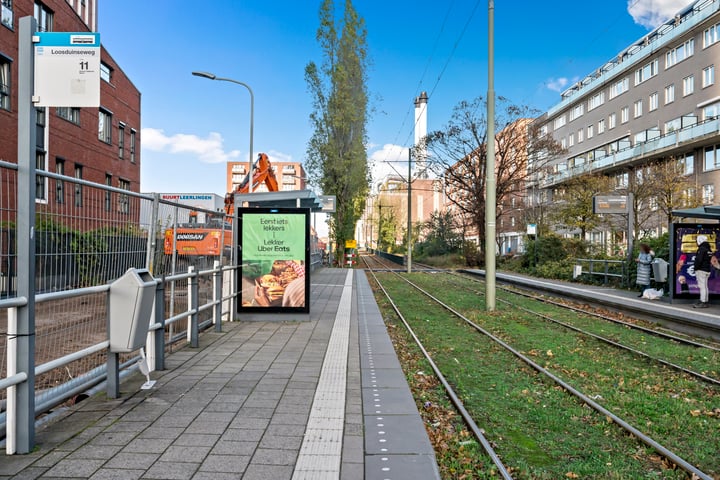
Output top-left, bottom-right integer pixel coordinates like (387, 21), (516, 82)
(292, 270), (353, 479)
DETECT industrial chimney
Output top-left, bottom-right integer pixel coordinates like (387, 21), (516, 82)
(414, 91), (428, 178)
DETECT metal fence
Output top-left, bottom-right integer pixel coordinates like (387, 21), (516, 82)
(0, 163), (242, 454)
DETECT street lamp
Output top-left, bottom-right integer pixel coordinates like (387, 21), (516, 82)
(192, 71), (255, 192)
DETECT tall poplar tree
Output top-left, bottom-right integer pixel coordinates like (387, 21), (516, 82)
(305, 0), (370, 260)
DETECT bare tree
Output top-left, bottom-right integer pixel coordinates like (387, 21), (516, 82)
(420, 96), (564, 253)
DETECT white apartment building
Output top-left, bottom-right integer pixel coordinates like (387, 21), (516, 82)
(534, 0), (720, 244)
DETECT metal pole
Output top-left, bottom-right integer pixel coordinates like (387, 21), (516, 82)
(407, 149), (412, 273)
(191, 71), (254, 191)
(485, 1), (496, 311)
(16, 16), (37, 454)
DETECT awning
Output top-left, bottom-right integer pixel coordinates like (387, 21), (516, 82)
(234, 189), (323, 212)
(671, 205), (720, 220)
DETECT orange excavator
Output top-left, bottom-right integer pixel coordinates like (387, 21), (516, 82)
(164, 153), (279, 258)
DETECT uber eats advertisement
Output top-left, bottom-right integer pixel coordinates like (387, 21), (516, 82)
(239, 208), (310, 313)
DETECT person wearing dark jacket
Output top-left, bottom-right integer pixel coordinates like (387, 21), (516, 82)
(693, 234), (712, 308)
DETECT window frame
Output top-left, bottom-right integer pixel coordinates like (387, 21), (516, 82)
(0, 55), (9, 110)
(683, 75), (694, 96)
(98, 108), (112, 144)
(702, 65), (715, 88)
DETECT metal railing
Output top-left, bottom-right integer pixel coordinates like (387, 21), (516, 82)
(0, 164), (242, 454)
(573, 258), (626, 285)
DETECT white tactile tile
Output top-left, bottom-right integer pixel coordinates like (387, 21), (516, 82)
(292, 270), (353, 479)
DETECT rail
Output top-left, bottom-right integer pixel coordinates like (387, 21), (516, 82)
(573, 258), (626, 285)
(0, 261), (240, 454)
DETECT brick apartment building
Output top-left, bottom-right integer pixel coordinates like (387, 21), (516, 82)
(533, 0), (720, 246)
(226, 159), (306, 193)
(0, 0), (141, 216)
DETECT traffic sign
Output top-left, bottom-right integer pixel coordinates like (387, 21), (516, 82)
(33, 32), (100, 107)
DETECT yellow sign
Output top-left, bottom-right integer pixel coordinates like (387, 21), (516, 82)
(345, 239), (357, 249)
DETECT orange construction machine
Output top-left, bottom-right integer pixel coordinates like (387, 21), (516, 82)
(164, 153), (279, 258)
(223, 152), (279, 216)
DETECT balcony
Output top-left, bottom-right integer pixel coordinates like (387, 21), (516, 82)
(541, 117), (720, 187)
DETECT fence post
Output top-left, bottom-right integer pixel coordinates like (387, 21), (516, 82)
(190, 267), (199, 348)
(146, 193), (160, 275)
(213, 261), (222, 332)
(604, 260), (609, 285)
(154, 278), (166, 370)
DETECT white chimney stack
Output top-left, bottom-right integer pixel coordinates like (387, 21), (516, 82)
(413, 91), (428, 178)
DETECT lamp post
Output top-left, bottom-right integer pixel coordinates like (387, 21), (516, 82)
(192, 71), (255, 192)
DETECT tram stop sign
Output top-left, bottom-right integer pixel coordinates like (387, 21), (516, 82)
(33, 32), (100, 107)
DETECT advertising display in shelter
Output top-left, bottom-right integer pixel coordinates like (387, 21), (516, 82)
(671, 223), (720, 299)
(238, 208), (310, 313)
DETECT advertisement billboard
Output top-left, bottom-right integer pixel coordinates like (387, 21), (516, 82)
(238, 208), (310, 313)
(671, 223), (720, 299)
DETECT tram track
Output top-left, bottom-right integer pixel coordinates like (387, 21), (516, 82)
(361, 253), (718, 479)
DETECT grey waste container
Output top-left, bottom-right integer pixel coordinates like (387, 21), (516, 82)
(109, 268), (157, 353)
(652, 258), (668, 283)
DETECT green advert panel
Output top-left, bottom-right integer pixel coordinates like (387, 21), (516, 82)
(238, 208), (310, 313)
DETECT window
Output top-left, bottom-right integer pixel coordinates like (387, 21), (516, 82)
(683, 75), (694, 96)
(704, 22), (720, 48)
(702, 65), (715, 88)
(55, 158), (64, 203)
(649, 92), (658, 111)
(587, 125), (593, 139)
(568, 133), (574, 147)
(609, 77), (629, 99)
(577, 128), (584, 143)
(664, 84), (675, 104)
(560, 137), (566, 149)
(608, 112), (616, 129)
(100, 62), (112, 83)
(1, 0), (12, 29)
(634, 99), (643, 118)
(702, 184), (714, 204)
(588, 92), (604, 111)
(569, 104), (584, 121)
(598, 118), (606, 134)
(56, 107), (80, 124)
(74, 164), (82, 207)
(104, 174), (112, 211)
(0, 56), (9, 110)
(680, 154), (694, 175)
(621, 106), (629, 123)
(35, 151), (46, 201)
(665, 39), (694, 68)
(118, 179), (130, 214)
(634, 59), (658, 85)
(615, 172), (628, 189)
(703, 101), (720, 120)
(554, 115), (566, 129)
(98, 109), (112, 143)
(118, 123), (125, 159)
(704, 144), (720, 171)
(681, 188), (696, 207)
(33, 1), (53, 32)
(130, 129), (136, 163)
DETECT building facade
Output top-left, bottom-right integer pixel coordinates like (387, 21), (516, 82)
(0, 0), (141, 215)
(226, 159), (306, 193)
(535, 0), (720, 244)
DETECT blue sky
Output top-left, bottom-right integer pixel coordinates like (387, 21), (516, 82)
(98, 0), (694, 195)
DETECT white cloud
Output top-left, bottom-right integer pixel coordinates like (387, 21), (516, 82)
(546, 77), (570, 92)
(369, 144), (409, 189)
(141, 128), (241, 164)
(628, 0), (694, 29)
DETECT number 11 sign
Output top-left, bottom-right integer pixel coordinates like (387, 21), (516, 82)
(34, 32), (100, 107)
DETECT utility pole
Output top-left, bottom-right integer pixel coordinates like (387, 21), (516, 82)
(485, 0), (497, 311)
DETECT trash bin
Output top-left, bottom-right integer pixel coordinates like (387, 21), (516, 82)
(652, 258), (668, 283)
(108, 268), (157, 353)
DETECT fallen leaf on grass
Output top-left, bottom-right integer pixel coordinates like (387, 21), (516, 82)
(565, 472), (579, 478)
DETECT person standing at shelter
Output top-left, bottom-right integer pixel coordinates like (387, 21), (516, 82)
(635, 243), (653, 297)
(693, 235), (712, 308)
